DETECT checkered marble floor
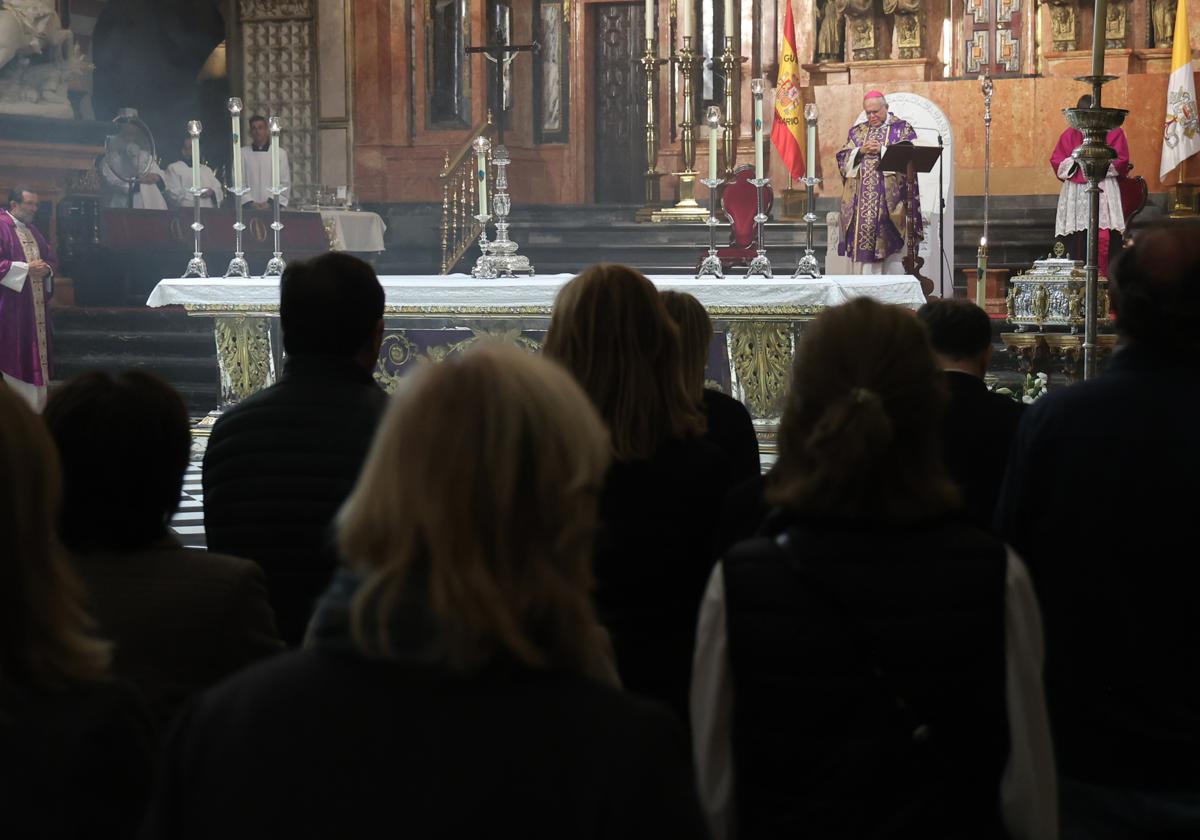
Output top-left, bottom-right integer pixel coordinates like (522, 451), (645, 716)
(171, 460), (207, 549)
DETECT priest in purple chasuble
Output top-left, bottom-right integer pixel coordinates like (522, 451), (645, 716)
(836, 91), (923, 275)
(0, 187), (56, 412)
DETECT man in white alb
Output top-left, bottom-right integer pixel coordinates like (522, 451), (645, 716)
(163, 135), (224, 208)
(240, 114), (290, 209)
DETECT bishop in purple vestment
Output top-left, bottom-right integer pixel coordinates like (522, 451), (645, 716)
(0, 187), (57, 397)
(835, 91), (922, 270)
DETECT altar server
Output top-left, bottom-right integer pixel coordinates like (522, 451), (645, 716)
(164, 136), (224, 208)
(0, 186), (56, 412)
(241, 114), (290, 208)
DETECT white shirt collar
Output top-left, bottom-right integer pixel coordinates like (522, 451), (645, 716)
(6, 210), (27, 230)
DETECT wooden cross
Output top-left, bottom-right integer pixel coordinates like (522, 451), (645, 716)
(466, 28), (537, 146)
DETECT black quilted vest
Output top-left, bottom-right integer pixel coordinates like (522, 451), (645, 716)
(722, 515), (1009, 839)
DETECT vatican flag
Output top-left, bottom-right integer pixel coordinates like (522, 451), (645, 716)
(1159, 0), (1200, 179)
(770, 0), (806, 180)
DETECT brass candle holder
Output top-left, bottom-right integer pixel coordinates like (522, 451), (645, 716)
(716, 36), (747, 177)
(652, 35), (708, 222)
(636, 38), (668, 222)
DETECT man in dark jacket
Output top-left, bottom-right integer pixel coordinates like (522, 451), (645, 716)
(203, 253), (387, 646)
(996, 224), (1200, 836)
(917, 298), (1023, 529)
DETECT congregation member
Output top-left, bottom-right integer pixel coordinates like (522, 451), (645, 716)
(44, 371), (283, 729)
(661, 290), (760, 482)
(241, 113), (290, 208)
(997, 224), (1200, 838)
(1051, 94), (1131, 275)
(142, 344), (708, 839)
(0, 383), (153, 838)
(164, 134), (224, 208)
(835, 91), (920, 275)
(0, 186), (55, 411)
(917, 297), (1024, 529)
(203, 252), (387, 645)
(544, 264), (733, 726)
(692, 298), (1055, 840)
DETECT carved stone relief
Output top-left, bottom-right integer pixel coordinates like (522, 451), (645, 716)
(883, 0), (923, 58)
(839, 0), (880, 61)
(1049, 0), (1078, 51)
(1151, 0), (1176, 47)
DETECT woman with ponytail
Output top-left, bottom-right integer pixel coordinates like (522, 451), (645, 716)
(691, 298), (1056, 840)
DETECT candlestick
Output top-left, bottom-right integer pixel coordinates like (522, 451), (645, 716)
(976, 236), (988, 307)
(751, 78), (765, 180)
(707, 106), (721, 182)
(474, 136), (489, 218)
(188, 120), (202, 193)
(269, 116), (281, 193)
(793, 102), (822, 279)
(1091, 0), (1108, 78)
(228, 98), (243, 193)
(645, 0), (654, 40)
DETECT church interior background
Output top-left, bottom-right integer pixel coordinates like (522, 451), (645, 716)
(0, 0), (1196, 417)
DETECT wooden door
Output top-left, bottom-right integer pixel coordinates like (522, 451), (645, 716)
(593, 4), (647, 204)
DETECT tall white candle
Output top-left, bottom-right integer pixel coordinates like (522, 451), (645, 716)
(680, 0), (692, 39)
(645, 0), (654, 41)
(476, 148), (488, 217)
(1091, 0), (1107, 77)
(228, 98), (243, 193)
(269, 116), (281, 193)
(725, 0), (735, 35)
(709, 123), (720, 181)
(976, 236), (988, 307)
(188, 121), (202, 193)
(805, 108), (817, 181)
(752, 81), (765, 180)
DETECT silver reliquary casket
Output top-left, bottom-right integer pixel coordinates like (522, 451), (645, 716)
(1005, 250), (1109, 333)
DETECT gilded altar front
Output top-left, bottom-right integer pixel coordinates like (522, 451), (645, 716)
(148, 274), (929, 452)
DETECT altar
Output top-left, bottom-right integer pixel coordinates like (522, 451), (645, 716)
(147, 273), (926, 447)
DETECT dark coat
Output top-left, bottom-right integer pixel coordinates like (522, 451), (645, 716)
(723, 514), (1009, 838)
(939, 371), (1024, 529)
(996, 344), (1200, 789)
(72, 538), (283, 731)
(595, 437), (734, 724)
(702, 388), (761, 483)
(140, 649), (709, 840)
(0, 678), (154, 839)
(202, 354), (387, 646)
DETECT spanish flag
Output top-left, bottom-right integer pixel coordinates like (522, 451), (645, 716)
(771, 1), (806, 180)
(1159, 0), (1200, 178)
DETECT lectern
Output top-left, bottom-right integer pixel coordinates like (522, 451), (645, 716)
(880, 144), (942, 298)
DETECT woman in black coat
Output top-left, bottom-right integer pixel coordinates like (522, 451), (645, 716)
(545, 266), (735, 726)
(141, 344), (707, 840)
(691, 299), (1057, 840)
(0, 383), (153, 839)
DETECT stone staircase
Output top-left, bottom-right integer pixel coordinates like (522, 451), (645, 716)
(51, 307), (220, 416)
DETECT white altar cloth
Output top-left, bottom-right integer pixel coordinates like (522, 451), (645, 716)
(146, 274), (926, 314)
(318, 209), (387, 252)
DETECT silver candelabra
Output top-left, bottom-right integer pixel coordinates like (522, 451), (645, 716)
(697, 106), (725, 278)
(224, 187), (251, 278)
(486, 145), (534, 277)
(263, 116), (286, 277)
(793, 106), (822, 278)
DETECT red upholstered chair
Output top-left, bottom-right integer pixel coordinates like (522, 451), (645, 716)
(1118, 174), (1148, 232)
(697, 165), (774, 272)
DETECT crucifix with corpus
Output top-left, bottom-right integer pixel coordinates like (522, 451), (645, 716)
(466, 2), (538, 147)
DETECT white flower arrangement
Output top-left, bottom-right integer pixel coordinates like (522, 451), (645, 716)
(991, 372), (1049, 404)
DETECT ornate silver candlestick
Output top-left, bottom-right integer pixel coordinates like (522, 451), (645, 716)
(263, 116), (286, 277)
(470, 136), (496, 279)
(978, 73), (994, 306)
(224, 98), (250, 278)
(793, 104), (822, 278)
(486, 144), (534, 277)
(747, 79), (772, 278)
(698, 107), (725, 278)
(182, 120), (208, 278)
(1065, 74), (1126, 379)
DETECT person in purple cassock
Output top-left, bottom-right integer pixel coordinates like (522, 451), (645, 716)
(0, 186), (57, 412)
(836, 91), (922, 275)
